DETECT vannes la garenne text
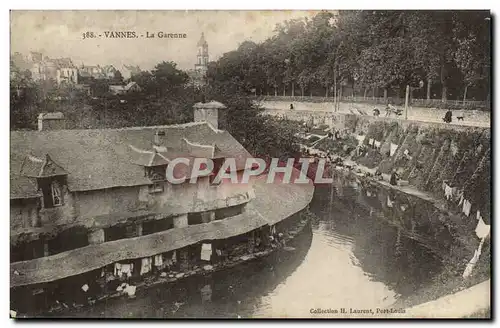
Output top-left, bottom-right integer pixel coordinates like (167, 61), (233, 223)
(82, 31), (188, 39)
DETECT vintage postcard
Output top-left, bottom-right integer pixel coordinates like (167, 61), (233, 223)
(9, 9), (491, 319)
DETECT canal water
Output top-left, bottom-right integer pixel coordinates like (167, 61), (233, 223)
(57, 185), (444, 318)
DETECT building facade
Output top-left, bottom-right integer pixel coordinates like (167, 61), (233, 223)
(10, 101), (314, 315)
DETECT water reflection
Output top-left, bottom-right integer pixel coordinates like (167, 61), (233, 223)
(55, 183), (444, 318)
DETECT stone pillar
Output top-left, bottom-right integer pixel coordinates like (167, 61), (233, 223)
(178, 247), (190, 271)
(247, 231), (256, 253)
(136, 222), (143, 236)
(88, 228), (105, 244)
(43, 241), (49, 257)
(173, 214), (188, 228)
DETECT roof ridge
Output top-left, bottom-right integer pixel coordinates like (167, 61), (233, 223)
(11, 121), (211, 134)
(182, 137), (214, 150)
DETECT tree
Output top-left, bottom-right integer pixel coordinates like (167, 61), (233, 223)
(151, 61), (189, 97)
(113, 70), (124, 84)
(130, 71), (156, 95)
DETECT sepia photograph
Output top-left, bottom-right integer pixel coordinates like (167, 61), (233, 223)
(8, 9), (491, 319)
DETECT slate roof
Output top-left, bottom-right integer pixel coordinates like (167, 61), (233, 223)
(19, 154), (68, 178)
(10, 122), (253, 197)
(10, 175), (41, 199)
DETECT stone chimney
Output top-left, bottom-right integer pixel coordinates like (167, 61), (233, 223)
(37, 112), (66, 131)
(193, 100), (227, 130)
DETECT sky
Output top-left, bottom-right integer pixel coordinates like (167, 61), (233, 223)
(10, 10), (318, 71)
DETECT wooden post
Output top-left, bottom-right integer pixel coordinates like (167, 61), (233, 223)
(338, 86), (342, 112)
(463, 84), (468, 105)
(426, 78), (431, 103)
(404, 85), (410, 120)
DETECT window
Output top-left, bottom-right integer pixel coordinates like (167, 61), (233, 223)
(104, 225), (127, 242)
(51, 181), (62, 206)
(187, 212), (203, 225)
(142, 218), (173, 236)
(215, 204), (245, 220)
(147, 167), (166, 181)
(39, 179), (64, 209)
(149, 182), (164, 194)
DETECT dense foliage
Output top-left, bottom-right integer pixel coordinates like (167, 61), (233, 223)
(10, 54), (300, 159)
(207, 10), (490, 102)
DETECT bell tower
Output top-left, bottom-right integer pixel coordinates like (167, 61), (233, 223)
(195, 32), (209, 74)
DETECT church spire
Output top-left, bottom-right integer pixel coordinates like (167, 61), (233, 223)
(197, 32), (207, 47)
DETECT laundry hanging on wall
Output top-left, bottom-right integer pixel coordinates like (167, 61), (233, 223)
(462, 249), (481, 279)
(114, 263), (122, 276)
(475, 217), (490, 239)
(115, 262), (134, 278)
(387, 196), (394, 208)
(356, 135), (366, 146)
(201, 243), (212, 261)
(462, 199), (472, 217)
(140, 257), (152, 275)
(444, 184), (453, 200)
(374, 140), (381, 149)
(477, 210), (482, 222)
(463, 237), (487, 279)
(154, 254), (163, 267)
(390, 143), (399, 156)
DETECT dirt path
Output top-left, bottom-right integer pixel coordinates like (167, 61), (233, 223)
(400, 279), (490, 318)
(260, 100), (490, 128)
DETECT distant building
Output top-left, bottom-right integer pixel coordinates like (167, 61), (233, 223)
(26, 51), (43, 63)
(103, 65), (117, 79)
(195, 32), (209, 74)
(56, 67), (78, 85)
(121, 65), (141, 80)
(187, 33), (210, 88)
(79, 64), (106, 79)
(109, 81), (141, 95)
(29, 56), (75, 83)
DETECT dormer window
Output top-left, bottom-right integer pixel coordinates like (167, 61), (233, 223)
(148, 170), (165, 194)
(149, 182), (164, 194)
(51, 181), (62, 207)
(146, 166), (167, 181)
(19, 154), (68, 209)
(129, 145), (170, 193)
